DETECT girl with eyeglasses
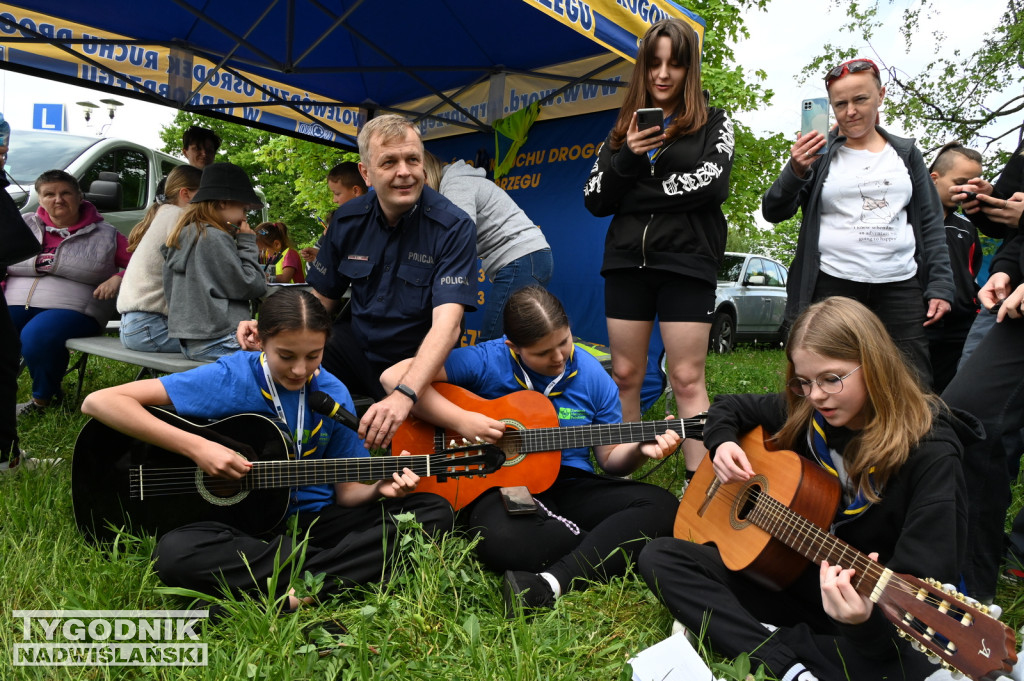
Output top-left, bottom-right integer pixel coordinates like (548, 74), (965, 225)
(583, 18), (733, 477)
(762, 58), (954, 389)
(639, 296), (980, 681)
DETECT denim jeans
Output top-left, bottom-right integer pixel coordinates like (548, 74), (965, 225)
(479, 249), (554, 342)
(180, 334), (240, 362)
(8, 306), (101, 400)
(120, 311), (181, 353)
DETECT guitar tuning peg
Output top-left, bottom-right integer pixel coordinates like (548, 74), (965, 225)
(461, 438), (470, 445)
(988, 603), (1003, 620)
(911, 641), (924, 652)
(927, 652), (940, 664)
(449, 439), (458, 448)
(940, 582), (958, 595)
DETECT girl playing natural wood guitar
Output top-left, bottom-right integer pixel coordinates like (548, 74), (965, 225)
(81, 289), (453, 614)
(380, 286), (683, 615)
(640, 296), (982, 681)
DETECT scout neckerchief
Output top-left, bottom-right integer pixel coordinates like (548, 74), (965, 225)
(647, 113), (676, 163)
(258, 353), (322, 460)
(808, 411), (876, 516)
(509, 343), (579, 397)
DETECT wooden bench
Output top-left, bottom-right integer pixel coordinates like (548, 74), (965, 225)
(62, 334), (376, 417)
(64, 335), (204, 403)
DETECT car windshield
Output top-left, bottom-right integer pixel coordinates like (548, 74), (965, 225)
(6, 131), (99, 185)
(717, 255), (746, 282)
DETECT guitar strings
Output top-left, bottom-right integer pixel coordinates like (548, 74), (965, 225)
(689, 480), (980, 614)
(503, 417), (704, 452)
(130, 452), (490, 497)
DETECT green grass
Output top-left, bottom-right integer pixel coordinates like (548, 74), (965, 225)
(3, 346), (1020, 680)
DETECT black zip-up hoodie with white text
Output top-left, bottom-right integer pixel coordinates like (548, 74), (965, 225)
(583, 107), (734, 287)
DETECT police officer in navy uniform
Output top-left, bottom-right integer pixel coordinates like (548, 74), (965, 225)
(240, 115), (477, 449)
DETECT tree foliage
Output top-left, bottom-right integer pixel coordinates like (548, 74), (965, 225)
(693, 0), (797, 248)
(159, 112), (356, 247)
(799, 0), (1024, 166)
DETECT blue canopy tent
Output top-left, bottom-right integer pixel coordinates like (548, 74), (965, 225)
(0, 1), (702, 145)
(0, 0), (705, 410)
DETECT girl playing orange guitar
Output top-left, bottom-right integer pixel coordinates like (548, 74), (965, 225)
(640, 296), (981, 681)
(380, 286), (683, 614)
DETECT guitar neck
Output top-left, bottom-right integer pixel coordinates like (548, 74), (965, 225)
(242, 454), (441, 490)
(747, 491), (882, 600)
(506, 418), (702, 454)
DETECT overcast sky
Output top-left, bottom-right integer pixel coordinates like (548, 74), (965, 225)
(0, 0), (1012, 156)
(734, 0), (1012, 148)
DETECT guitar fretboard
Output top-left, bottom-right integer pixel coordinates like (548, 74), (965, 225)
(503, 417), (702, 454)
(746, 488), (882, 599)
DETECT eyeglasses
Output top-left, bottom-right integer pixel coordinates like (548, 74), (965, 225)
(787, 365), (862, 397)
(824, 59), (879, 87)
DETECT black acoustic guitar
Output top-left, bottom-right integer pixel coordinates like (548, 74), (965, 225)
(72, 407), (502, 544)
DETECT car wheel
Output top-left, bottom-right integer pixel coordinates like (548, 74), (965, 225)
(709, 311), (735, 354)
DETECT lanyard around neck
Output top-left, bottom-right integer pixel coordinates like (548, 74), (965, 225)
(260, 352), (305, 461)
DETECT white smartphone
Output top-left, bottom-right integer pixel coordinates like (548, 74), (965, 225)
(800, 98), (829, 154)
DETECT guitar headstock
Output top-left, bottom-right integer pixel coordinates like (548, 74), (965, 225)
(434, 442), (506, 479)
(876, 572), (1016, 680)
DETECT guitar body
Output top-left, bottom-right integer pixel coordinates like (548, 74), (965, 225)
(391, 383), (560, 510)
(674, 426), (841, 590)
(72, 408), (292, 544)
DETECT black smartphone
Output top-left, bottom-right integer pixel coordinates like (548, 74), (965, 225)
(500, 486), (538, 515)
(636, 107), (664, 132)
(962, 191), (978, 202)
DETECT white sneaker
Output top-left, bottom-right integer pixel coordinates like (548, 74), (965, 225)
(0, 453), (63, 473)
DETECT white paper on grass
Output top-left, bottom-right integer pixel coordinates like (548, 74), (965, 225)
(629, 631), (718, 681)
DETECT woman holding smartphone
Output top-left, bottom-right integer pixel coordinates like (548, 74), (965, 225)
(761, 58), (953, 388)
(583, 18), (733, 475)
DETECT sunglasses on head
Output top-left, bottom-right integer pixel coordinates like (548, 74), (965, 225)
(825, 59), (880, 87)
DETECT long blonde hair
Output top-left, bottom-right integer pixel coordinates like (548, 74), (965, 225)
(773, 297), (939, 502)
(165, 200), (237, 250)
(127, 165), (202, 252)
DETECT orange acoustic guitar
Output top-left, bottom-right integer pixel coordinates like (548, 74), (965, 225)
(392, 383), (705, 510)
(675, 426), (1017, 681)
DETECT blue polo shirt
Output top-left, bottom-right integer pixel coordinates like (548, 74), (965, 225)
(307, 187), (478, 365)
(443, 338), (621, 473)
(159, 351), (365, 514)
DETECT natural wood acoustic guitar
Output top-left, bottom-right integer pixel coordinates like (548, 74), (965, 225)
(674, 426), (1017, 681)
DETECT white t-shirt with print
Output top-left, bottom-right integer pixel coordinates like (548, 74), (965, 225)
(818, 143), (917, 283)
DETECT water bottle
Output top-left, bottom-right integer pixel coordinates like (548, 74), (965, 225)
(0, 112), (9, 147)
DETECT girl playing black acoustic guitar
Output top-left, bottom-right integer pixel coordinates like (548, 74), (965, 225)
(640, 296), (981, 681)
(81, 289), (453, 612)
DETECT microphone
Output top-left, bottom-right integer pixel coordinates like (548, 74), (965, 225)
(308, 390), (360, 431)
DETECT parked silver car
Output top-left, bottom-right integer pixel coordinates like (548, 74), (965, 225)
(710, 252), (789, 353)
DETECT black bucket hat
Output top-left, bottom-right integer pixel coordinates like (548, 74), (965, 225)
(190, 162), (263, 208)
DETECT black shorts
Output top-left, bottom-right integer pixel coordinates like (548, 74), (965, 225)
(604, 268), (715, 323)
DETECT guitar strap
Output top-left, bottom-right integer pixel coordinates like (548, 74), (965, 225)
(508, 344), (579, 397)
(808, 411), (876, 516)
(257, 353), (323, 460)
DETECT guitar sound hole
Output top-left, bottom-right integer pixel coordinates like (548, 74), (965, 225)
(736, 483), (761, 521)
(203, 476), (242, 498)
